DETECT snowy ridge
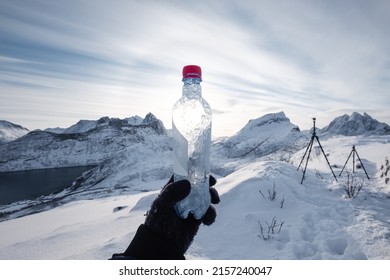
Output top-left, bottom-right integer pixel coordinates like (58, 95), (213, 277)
(44, 127), (66, 134)
(45, 116), (144, 135)
(125, 115), (143, 126)
(0, 120), (29, 144)
(63, 119), (101, 134)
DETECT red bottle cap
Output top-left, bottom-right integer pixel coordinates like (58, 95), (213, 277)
(182, 65), (202, 81)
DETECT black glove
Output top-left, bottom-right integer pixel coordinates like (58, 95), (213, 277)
(111, 176), (220, 260)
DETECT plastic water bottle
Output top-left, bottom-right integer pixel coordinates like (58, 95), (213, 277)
(172, 65), (212, 219)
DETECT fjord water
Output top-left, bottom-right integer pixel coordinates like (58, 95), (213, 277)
(0, 166), (94, 205)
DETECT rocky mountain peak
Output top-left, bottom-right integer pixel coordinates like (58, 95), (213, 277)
(141, 112), (167, 135)
(216, 111), (305, 158)
(244, 112), (293, 131)
(320, 112), (390, 137)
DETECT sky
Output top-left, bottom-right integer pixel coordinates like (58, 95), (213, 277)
(0, 0), (390, 138)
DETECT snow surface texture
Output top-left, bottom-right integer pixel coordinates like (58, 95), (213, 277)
(0, 112), (390, 259)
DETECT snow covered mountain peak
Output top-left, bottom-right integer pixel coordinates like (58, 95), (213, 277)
(319, 112), (390, 137)
(0, 120), (29, 144)
(241, 112), (292, 132)
(142, 112), (158, 124)
(214, 111), (305, 159)
(140, 112), (167, 135)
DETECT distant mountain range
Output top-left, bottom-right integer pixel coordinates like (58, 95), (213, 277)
(0, 113), (167, 172)
(45, 115), (144, 134)
(319, 112), (390, 137)
(0, 111), (389, 173)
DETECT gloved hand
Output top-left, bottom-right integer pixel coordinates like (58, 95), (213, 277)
(112, 176), (220, 260)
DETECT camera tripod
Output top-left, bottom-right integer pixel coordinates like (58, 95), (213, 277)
(297, 118), (338, 184)
(339, 145), (370, 179)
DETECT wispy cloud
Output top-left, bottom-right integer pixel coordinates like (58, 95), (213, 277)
(0, 0), (389, 136)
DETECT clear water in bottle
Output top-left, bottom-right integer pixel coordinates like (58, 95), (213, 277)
(172, 65), (212, 219)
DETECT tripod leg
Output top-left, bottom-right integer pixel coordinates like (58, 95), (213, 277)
(315, 136), (338, 182)
(297, 137), (313, 171)
(301, 138), (314, 184)
(339, 149), (353, 176)
(354, 150), (370, 179)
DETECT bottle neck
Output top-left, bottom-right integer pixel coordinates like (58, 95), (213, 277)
(182, 78), (202, 98)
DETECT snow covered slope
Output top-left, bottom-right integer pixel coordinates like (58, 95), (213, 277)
(193, 161), (376, 259)
(0, 135), (389, 259)
(0, 120), (29, 144)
